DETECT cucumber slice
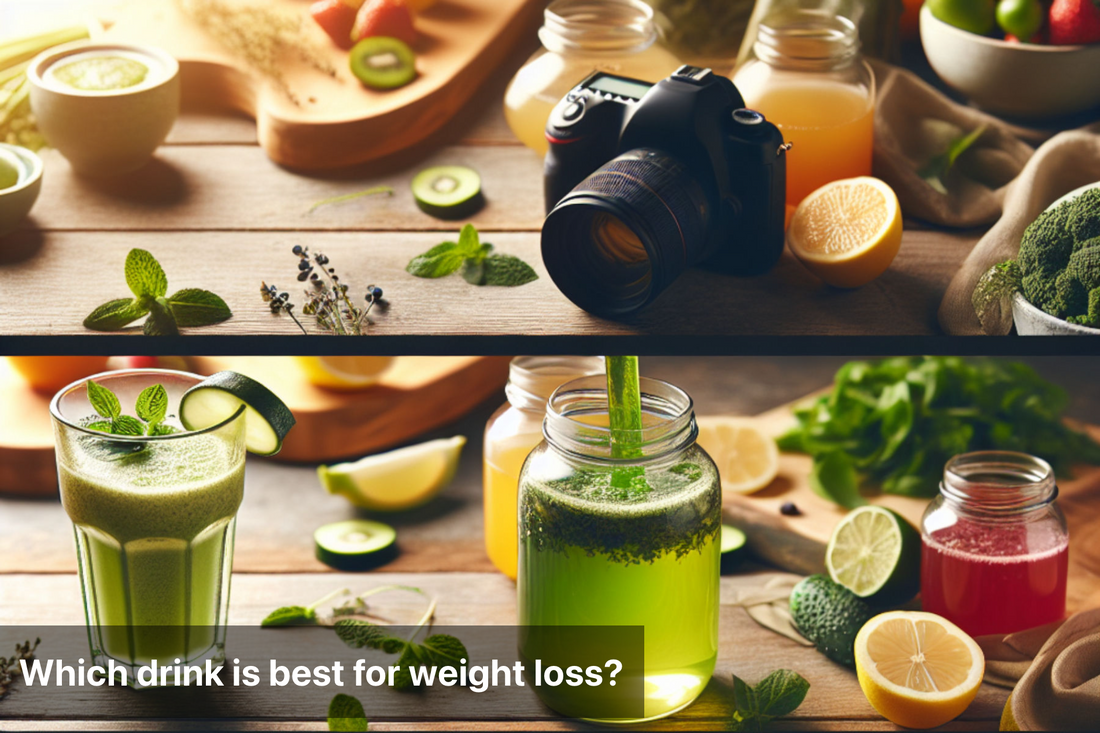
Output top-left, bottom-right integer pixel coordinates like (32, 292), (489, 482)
(720, 524), (748, 574)
(179, 371), (296, 456)
(315, 520), (397, 571)
(411, 165), (484, 219)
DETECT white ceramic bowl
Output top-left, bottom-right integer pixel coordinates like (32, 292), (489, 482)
(920, 5), (1100, 119)
(0, 144), (44, 238)
(1013, 181), (1100, 336)
(27, 41), (180, 176)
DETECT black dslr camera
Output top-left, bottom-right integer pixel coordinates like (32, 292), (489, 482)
(541, 66), (788, 317)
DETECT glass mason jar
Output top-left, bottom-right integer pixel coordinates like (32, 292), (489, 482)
(483, 356), (605, 580)
(50, 369), (247, 686)
(733, 10), (875, 208)
(921, 451), (1069, 638)
(517, 375), (721, 722)
(503, 0), (682, 156)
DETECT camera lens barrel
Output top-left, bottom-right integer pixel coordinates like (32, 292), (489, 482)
(541, 148), (712, 318)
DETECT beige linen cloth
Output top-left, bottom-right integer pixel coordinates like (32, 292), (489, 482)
(733, 573), (1100, 730)
(865, 60), (1100, 334)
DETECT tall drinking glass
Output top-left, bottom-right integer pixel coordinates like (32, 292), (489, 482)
(50, 369), (247, 685)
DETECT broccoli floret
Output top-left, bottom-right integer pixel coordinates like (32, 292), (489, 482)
(1067, 190), (1100, 248)
(1059, 245), (1100, 325)
(1018, 204), (1076, 279)
(1066, 288), (1100, 328)
(1066, 242), (1100, 290)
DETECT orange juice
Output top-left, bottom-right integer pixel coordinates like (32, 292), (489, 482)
(484, 441), (541, 579)
(745, 81), (874, 207)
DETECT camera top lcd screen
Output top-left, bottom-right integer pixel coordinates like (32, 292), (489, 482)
(585, 75), (652, 101)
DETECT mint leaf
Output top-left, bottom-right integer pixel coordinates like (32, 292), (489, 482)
(111, 415), (145, 436)
(391, 644), (421, 691)
(327, 693), (368, 732)
(143, 297), (179, 336)
(261, 606), (316, 627)
(419, 634), (468, 666)
(456, 223), (481, 256)
(150, 423), (181, 436)
(333, 618), (392, 649)
(83, 298), (149, 331)
(461, 258), (485, 285)
(168, 289), (232, 327)
(754, 669), (810, 718)
(482, 254), (538, 286)
(406, 242), (465, 278)
(810, 452), (864, 509)
(86, 380), (121, 419)
(135, 384), (168, 426)
(124, 248), (168, 299)
(85, 420), (114, 433)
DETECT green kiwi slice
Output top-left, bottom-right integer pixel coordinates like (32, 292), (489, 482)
(350, 37), (416, 90)
(411, 165), (484, 219)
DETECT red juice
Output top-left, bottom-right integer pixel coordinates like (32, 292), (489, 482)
(921, 518), (1068, 637)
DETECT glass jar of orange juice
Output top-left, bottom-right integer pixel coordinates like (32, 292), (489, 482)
(483, 356), (604, 579)
(503, 0), (681, 156)
(733, 10), (875, 208)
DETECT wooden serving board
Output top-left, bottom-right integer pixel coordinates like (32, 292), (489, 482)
(0, 356), (509, 496)
(721, 392), (1100, 614)
(98, 0), (542, 169)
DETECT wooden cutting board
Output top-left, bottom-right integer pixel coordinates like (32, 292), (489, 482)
(0, 356), (509, 496)
(721, 392), (1100, 613)
(98, 0), (541, 168)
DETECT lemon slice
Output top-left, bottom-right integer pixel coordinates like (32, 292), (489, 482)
(855, 611), (984, 729)
(787, 176), (903, 288)
(294, 356), (394, 390)
(695, 416), (780, 494)
(318, 436), (466, 511)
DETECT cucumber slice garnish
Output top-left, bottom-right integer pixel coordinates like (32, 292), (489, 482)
(720, 524), (748, 574)
(411, 165), (484, 220)
(314, 520), (397, 571)
(179, 371), (296, 456)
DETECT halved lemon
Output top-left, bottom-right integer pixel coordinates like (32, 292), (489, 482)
(695, 416), (780, 494)
(855, 611), (984, 729)
(318, 435), (466, 511)
(294, 356), (394, 390)
(787, 176), (903, 288)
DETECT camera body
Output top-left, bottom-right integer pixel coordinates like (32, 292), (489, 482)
(544, 66), (787, 278)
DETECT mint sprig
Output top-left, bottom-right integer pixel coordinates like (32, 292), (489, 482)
(84, 380), (181, 437)
(731, 669), (810, 731)
(327, 693), (368, 732)
(83, 249), (232, 334)
(406, 224), (537, 287)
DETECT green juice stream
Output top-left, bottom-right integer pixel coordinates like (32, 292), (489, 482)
(58, 432), (244, 665)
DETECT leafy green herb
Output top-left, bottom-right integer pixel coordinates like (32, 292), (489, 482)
(0, 638), (40, 699)
(86, 379), (120, 419)
(406, 224), (538, 287)
(83, 248), (232, 334)
(919, 124), (986, 195)
(778, 357), (1100, 506)
(731, 669), (810, 732)
(972, 260), (1023, 335)
(309, 186), (393, 214)
(84, 379), (181, 437)
(261, 588), (350, 627)
(328, 693), (368, 732)
(135, 384), (168, 427)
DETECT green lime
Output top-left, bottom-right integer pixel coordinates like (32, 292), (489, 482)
(179, 371), (296, 456)
(927, 0), (997, 34)
(995, 0), (1043, 40)
(0, 157), (19, 191)
(825, 505), (921, 606)
(314, 519), (397, 571)
(789, 574), (873, 668)
(719, 524), (747, 573)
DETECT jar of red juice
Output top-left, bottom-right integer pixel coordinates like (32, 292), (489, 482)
(920, 451), (1068, 637)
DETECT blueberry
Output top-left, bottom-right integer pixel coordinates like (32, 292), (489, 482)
(780, 502), (801, 516)
(292, 245), (303, 256)
(371, 286), (383, 299)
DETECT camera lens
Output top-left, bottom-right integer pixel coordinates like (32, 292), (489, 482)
(542, 148), (712, 317)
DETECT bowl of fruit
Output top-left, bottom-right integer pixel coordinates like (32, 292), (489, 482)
(921, 0), (1100, 119)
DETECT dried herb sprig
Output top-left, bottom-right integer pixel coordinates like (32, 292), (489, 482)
(263, 246), (385, 335)
(1, 638), (40, 699)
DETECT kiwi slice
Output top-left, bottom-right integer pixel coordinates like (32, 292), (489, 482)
(411, 165), (484, 219)
(720, 524), (748, 574)
(350, 37), (416, 90)
(314, 520), (398, 571)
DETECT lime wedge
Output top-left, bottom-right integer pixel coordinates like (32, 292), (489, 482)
(720, 524), (747, 573)
(825, 505), (921, 606)
(318, 436), (466, 511)
(180, 371), (296, 456)
(315, 520), (397, 571)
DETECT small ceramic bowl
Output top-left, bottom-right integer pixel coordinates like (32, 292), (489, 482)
(920, 5), (1100, 119)
(27, 41), (180, 176)
(0, 144), (44, 238)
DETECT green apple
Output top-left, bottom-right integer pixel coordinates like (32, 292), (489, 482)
(928, 0), (997, 34)
(996, 0), (1044, 40)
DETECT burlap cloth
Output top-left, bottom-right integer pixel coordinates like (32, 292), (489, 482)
(865, 60), (1100, 334)
(733, 573), (1100, 729)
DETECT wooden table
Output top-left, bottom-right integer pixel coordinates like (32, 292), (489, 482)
(0, 29), (985, 338)
(4, 356), (1099, 730)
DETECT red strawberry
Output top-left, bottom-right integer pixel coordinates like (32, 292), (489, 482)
(352, 0), (417, 46)
(311, 0), (361, 50)
(1048, 0), (1100, 44)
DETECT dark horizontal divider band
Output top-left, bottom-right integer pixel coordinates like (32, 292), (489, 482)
(0, 625), (643, 723)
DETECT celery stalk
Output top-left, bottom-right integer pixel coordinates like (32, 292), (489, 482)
(0, 26), (90, 70)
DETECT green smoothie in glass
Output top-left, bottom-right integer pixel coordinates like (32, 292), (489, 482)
(51, 369), (248, 682)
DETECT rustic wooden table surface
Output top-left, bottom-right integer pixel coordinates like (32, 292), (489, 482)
(0, 28), (985, 337)
(3, 356), (1099, 730)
